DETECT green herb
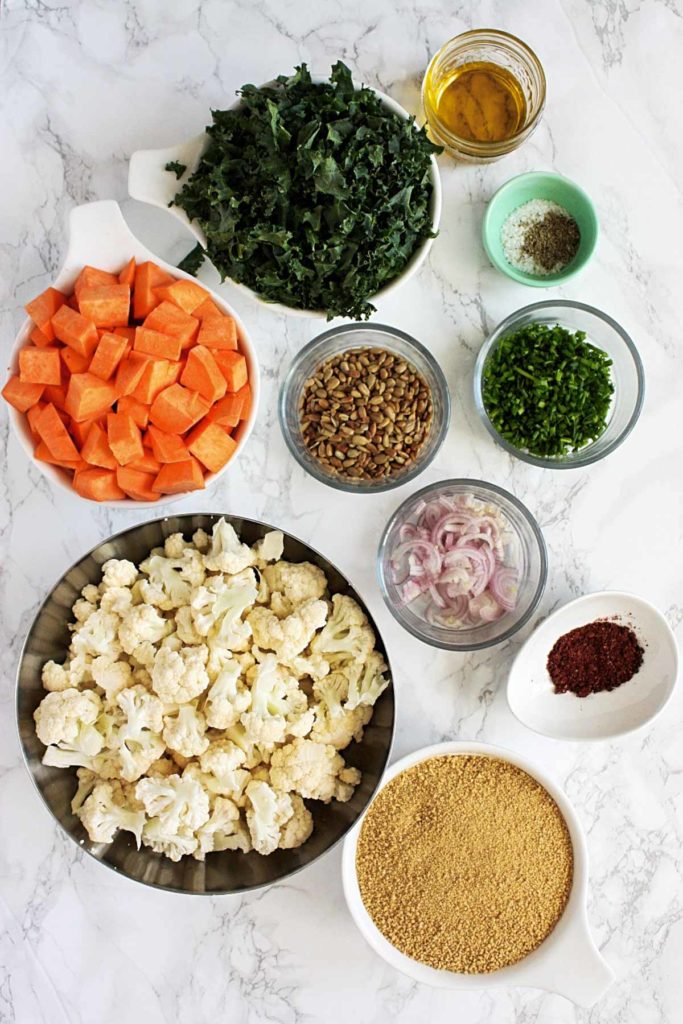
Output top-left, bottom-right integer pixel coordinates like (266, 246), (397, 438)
(481, 322), (614, 457)
(169, 62), (440, 319)
(165, 160), (187, 179)
(177, 243), (205, 277)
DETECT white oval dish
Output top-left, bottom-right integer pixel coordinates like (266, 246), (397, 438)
(128, 81), (442, 319)
(6, 200), (259, 509)
(507, 591), (678, 741)
(342, 740), (614, 1008)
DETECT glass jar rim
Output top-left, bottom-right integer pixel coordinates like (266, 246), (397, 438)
(422, 28), (547, 153)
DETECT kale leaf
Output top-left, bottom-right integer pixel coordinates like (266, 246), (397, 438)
(165, 160), (188, 179)
(177, 243), (205, 277)
(169, 62), (441, 319)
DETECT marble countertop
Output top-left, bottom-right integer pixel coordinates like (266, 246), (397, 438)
(2, 1), (683, 1021)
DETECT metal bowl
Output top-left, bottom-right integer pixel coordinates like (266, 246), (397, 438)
(16, 513), (395, 895)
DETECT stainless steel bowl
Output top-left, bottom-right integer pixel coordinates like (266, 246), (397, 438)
(16, 514), (395, 895)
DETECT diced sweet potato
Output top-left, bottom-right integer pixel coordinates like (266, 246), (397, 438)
(19, 347), (61, 386)
(153, 279), (209, 315)
(118, 258), (136, 287)
(61, 347), (91, 376)
(234, 383), (252, 421)
(133, 262), (175, 320)
(115, 352), (151, 398)
(144, 301), (198, 349)
(65, 372), (117, 421)
(2, 376), (44, 412)
(186, 420), (237, 473)
(213, 349), (248, 392)
(89, 332), (129, 380)
(180, 345), (227, 402)
(149, 383), (210, 434)
(73, 467), (126, 501)
(144, 425), (188, 463)
(35, 403), (81, 461)
(34, 441), (85, 471)
(114, 326), (135, 343)
(74, 266), (118, 300)
(27, 402), (46, 436)
(116, 395), (149, 430)
(197, 315), (237, 350)
(81, 421), (117, 469)
(25, 287), (66, 342)
(43, 383), (68, 411)
(134, 326), (182, 362)
(52, 305), (99, 358)
(68, 415), (101, 448)
(78, 285), (130, 328)
(116, 465), (159, 501)
(152, 457), (204, 494)
(107, 412), (144, 466)
(127, 450), (161, 474)
(205, 392), (244, 429)
(132, 358), (182, 405)
(30, 325), (55, 348)
(193, 297), (224, 322)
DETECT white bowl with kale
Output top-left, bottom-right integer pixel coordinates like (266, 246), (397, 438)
(128, 63), (442, 320)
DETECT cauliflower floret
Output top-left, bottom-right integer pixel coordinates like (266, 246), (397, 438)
(198, 739), (250, 801)
(248, 654), (305, 719)
(70, 767), (98, 813)
(136, 771), (210, 833)
(70, 609), (121, 659)
(34, 689), (103, 752)
(42, 745), (97, 770)
(72, 597), (98, 623)
(203, 518), (255, 575)
(163, 533), (188, 559)
(239, 711), (287, 750)
(142, 818), (199, 862)
(115, 684), (165, 782)
(163, 703), (209, 758)
(248, 598), (328, 664)
(42, 661), (75, 693)
(270, 738), (360, 803)
(203, 659), (250, 729)
(226, 722), (269, 770)
(192, 528), (210, 552)
(175, 606), (203, 646)
(138, 554), (193, 610)
(91, 656), (133, 701)
(309, 594), (375, 670)
(81, 584), (100, 604)
(313, 672), (349, 716)
(77, 780), (145, 847)
(252, 531), (284, 567)
(99, 587), (134, 617)
(310, 704), (372, 750)
(118, 605), (171, 655)
(261, 561), (327, 616)
(286, 652), (330, 682)
(244, 780), (294, 856)
(191, 570), (257, 650)
(147, 756), (177, 778)
(346, 651), (389, 710)
(286, 706), (315, 739)
(101, 559), (138, 589)
(194, 797), (241, 859)
(151, 644), (210, 705)
(279, 794), (313, 849)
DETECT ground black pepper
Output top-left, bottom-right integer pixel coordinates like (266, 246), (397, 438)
(522, 210), (580, 272)
(547, 620), (644, 698)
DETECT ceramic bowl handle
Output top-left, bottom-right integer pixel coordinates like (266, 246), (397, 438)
(536, 928), (614, 1008)
(63, 201), (139, 271)
(128, 134), (208, 247)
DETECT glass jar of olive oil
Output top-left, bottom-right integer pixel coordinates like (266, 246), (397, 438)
(423, 29), (546, 162)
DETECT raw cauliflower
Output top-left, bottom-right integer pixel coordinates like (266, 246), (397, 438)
(35, 519), (390, 864)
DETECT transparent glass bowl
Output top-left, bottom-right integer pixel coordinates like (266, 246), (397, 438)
(474, 301), (645, 469)
(422, 29), (546, 162)
(279, 324), (451, 493)
(377, 479), (547, 651)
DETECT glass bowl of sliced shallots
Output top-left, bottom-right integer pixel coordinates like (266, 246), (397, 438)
(377, 479), (547, 651)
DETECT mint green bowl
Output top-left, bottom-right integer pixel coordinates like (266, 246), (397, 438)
(482, 172), (598, 287)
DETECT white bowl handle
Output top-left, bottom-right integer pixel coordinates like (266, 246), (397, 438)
(128, 134), (208, 247)
(522, 917), (614, 1008)
(63, 201), (139, 271)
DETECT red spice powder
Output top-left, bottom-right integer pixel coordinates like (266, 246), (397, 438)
(547, 619), (644, 698)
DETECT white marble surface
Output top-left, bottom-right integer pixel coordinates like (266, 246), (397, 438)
(1, 0), (683, 1021)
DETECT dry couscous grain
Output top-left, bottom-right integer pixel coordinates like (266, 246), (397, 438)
(356, 754), (573, 973)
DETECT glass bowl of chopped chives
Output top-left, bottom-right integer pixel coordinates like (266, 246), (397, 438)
(474, 301), (645, 469)
(482, 172), (598, 286)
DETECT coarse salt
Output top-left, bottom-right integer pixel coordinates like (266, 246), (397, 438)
(501, 199), (579, 276)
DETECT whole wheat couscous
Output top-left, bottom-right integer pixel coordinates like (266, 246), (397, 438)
(356, 754), (573, 973)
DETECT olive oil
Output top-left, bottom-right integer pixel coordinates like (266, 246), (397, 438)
(431, 62), (526, 143)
